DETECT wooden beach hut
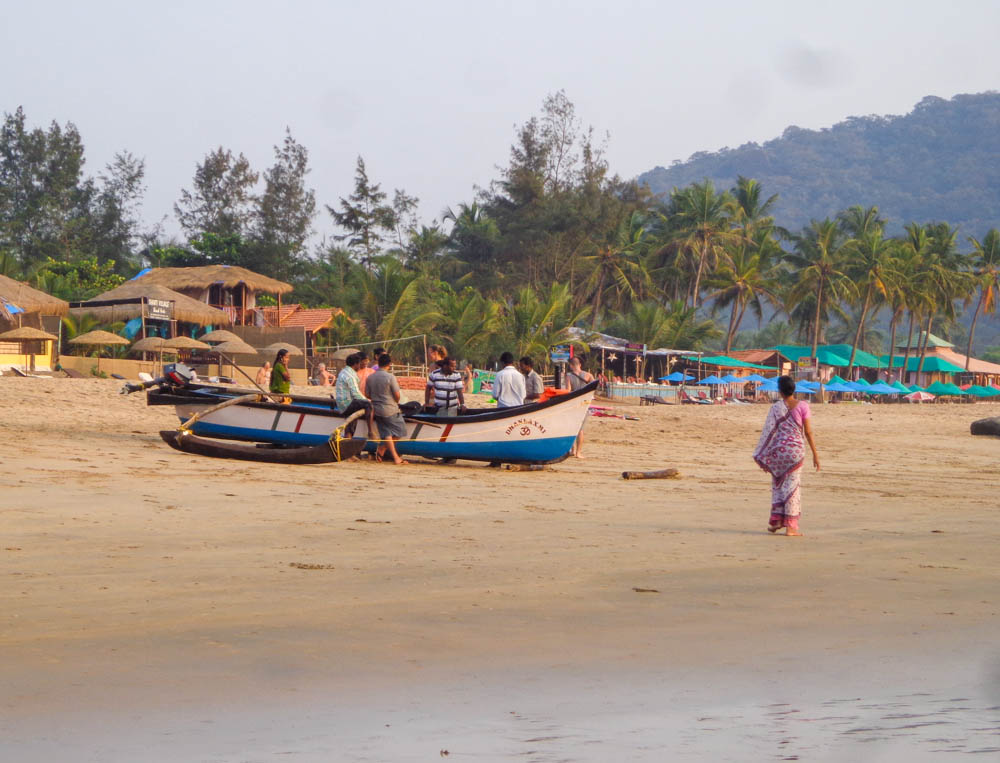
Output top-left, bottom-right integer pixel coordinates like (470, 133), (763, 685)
(130, 265), (293, 326)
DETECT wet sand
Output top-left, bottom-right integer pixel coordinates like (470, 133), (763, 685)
(1, 377), (998, 759)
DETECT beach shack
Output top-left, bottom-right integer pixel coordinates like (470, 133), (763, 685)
(69, 282), (232, 341)
(130, 265), (293, 326)
(0, 274), (68, 372)
(882, 333), (1000, 388)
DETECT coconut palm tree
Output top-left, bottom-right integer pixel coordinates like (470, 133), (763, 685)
(785, 219), (856, 360)
(964, 229), (1000, 370)
(500, 283), (590, 363)
(705, 232), (782, 354)
(664, 181), (735, 308)
(579, 210), (650, 328)
(842, 228), (897, 370)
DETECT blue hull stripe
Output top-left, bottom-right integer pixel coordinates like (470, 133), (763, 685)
(187, 420), (575, 462)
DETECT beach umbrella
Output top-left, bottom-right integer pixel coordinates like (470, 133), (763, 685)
(743, 373), (768, 383)
(210, 339), (258, 382)
(131, 335), (168, 375)
(853, 377), (871, 387)
(69, 329), (130, 373)
(794, 381), (815, 394)
(908, 384), (925, 392)
(162, 336), (210, 351)
(823, 381), (855, 393)
(698, 374), (726, 384)
(925, 380), (962, 396)
(904, 390), (935, 402)
(866, 382), (899, 395)
(0, 326), (59, 373)
(199, 329), (243, 344)
(828, 374), (850, 385)
(966, 385), (998, 397)
(263, 341), (303, 356)
(890, 380), (910, 392)
(846, 381), (870, 392)
(719, 374), (740, 383)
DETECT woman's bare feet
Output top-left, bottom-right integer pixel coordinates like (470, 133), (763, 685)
(767, 524), (781, 533)
(785, 529), (803, 536)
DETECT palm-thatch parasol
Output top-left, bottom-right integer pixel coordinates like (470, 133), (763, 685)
(0, 326), (59, 372)
(132, 265), (293, 295)
(162, 336), (211, 350)
(68, 330), (130, 373)
(0, 274), (69, 319)
(131, 336), (168, 375)
(200, 329), (243, 344)
(69, 282), (231, 327)
(208, 339), (258, 385)
(263, 341), (303, 356)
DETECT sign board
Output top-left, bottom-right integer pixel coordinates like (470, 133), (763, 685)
(550, 344), (572, 363)
(145, 298), (173, 321)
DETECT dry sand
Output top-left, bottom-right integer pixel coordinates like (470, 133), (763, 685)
(1, 377), (998, 757)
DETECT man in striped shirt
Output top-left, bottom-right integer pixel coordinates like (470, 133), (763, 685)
(425, 356), (465, 416)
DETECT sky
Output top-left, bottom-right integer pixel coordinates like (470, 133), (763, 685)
(5, 0), (1000, 243)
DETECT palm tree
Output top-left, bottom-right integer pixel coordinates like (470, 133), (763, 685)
(785, 219), (856, 360)
(964, 229), (1000, 370)
(704, 232), (782, 354)
(430, 284), (502, 362)
(842, 228), (897, 370)
(442, 202), (502, 292)
(665, 181), (734, 308)
(500, 283), (590, 363)
(913, 223), (972, 379)
(579, 210), (650, 328)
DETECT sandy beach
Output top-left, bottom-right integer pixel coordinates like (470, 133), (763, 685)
(2, 377), (999, 760)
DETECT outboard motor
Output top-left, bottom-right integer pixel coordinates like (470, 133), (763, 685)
(120, 363), (196, 395)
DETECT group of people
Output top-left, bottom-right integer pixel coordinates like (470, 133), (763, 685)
(258, 344), (596, 464)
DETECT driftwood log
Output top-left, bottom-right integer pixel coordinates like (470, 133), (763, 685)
(621, 467), (681, 480)
(970, 416), (1000, 437)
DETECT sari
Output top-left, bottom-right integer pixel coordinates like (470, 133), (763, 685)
(753, 400), (809, 530)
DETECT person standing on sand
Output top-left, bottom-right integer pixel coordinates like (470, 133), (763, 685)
(365, 352), (409, 465)
(255, 361), (271, 388)
(519, 356), (544, 402)
(269, 349), (291, 395)
(564, 356), (593, 457)
(493, 351), (526, 408)
(753, 374), (820, 536)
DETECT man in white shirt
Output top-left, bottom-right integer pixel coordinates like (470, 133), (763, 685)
(492, 352), (526, 408)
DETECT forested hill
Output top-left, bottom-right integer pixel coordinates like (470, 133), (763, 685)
(639, 92), (1000, 238)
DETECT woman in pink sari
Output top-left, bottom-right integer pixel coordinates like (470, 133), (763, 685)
(753, 375), (820, 536)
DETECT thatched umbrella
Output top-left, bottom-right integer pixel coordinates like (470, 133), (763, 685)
(200, 329), (243, 344)
(0, 326), (59, 372)
(131, 336), (167, 375)
(68, 330), (130, 374)
(0, 274), (69, 319)
(69, 282), (231, 327)
(162, 336), (210, 350)
(211, 339), (257, 355)
(263, 341), (303, 356)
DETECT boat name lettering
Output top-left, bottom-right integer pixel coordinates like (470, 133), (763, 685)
(505, 418), (546, 436)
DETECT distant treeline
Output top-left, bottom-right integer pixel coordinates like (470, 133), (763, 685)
(2, 93), (999, 368)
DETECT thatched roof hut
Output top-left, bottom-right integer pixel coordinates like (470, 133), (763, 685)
(0, 274), (69, 317)
(70, 282), (231, 327)
(134, 265), (293, 295)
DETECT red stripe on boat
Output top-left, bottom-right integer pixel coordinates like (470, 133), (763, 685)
(439, 423), (453, 442)
(294, 414), (305, 433)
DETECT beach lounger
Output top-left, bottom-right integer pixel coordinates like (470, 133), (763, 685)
(138, 372), (155, 383)
(62, 368), (86, 379)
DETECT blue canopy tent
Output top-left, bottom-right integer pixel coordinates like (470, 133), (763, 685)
(823, 381), (856, 393)
(659, 371), (694, 382)
(719, 374), (741, 383)
(866, 382), (899, 394)
(699, 375), (726, 385)
(795, 381), (816, 394)
(743, 373), (768, 383)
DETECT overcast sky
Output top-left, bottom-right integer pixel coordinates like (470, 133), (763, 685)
(5, 0), (1000, 243)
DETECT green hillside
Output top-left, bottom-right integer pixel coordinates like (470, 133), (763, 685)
(639, 93), (1000, 239)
